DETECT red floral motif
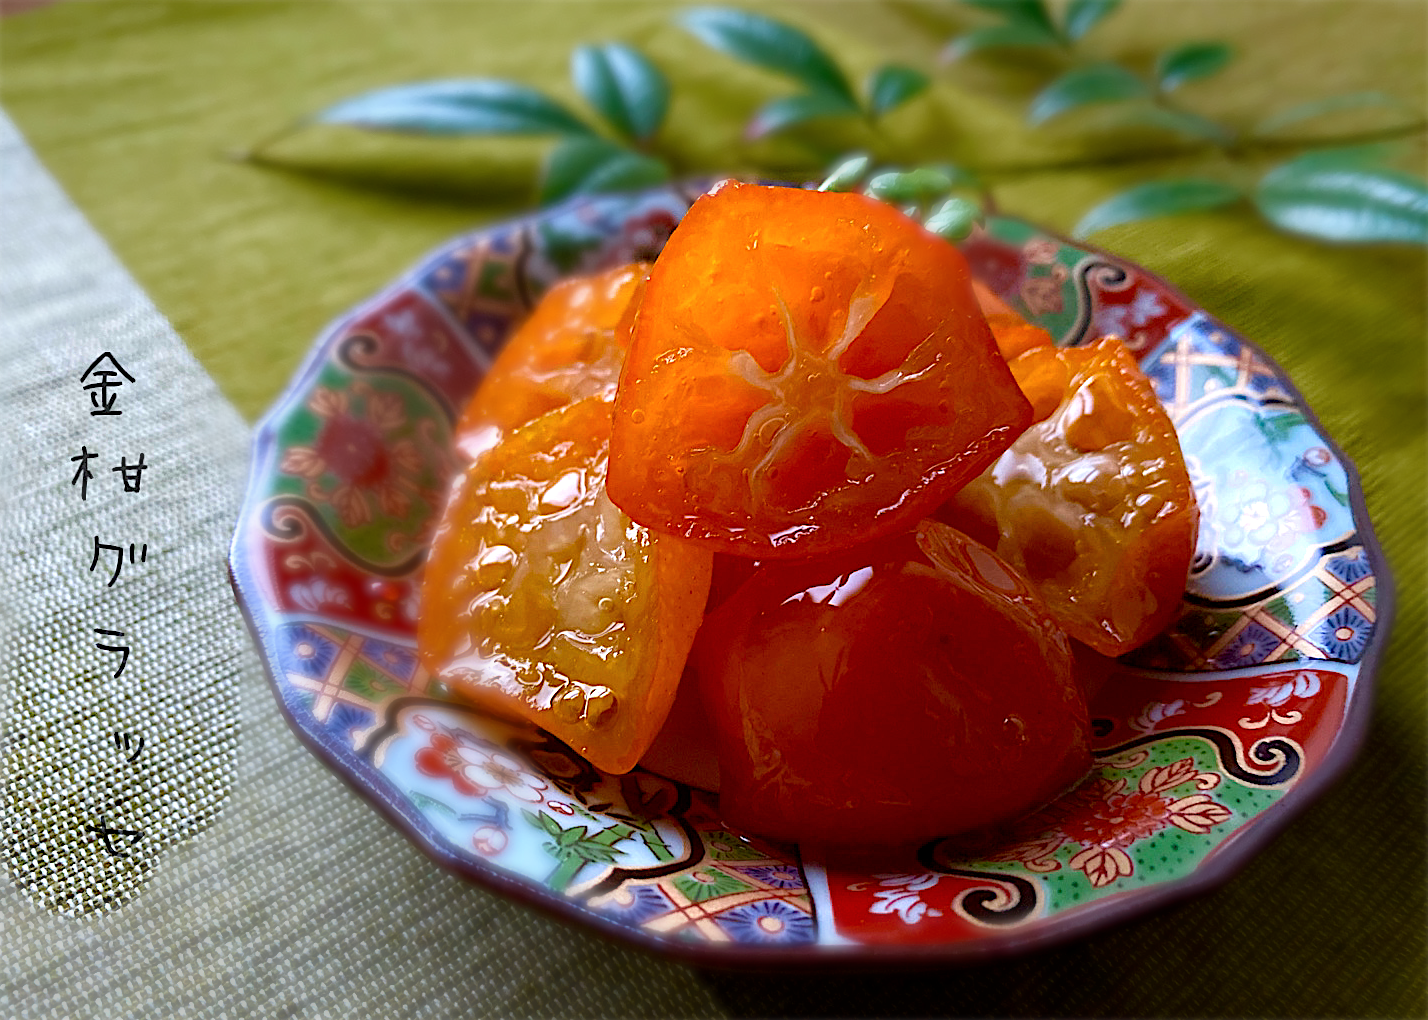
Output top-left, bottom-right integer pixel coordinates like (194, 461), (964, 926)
(415, 732), (489, 798)
(280, 384), (424, 528)
(414, 728), (550, 804)
(991, 758), (1233, 888)
(472, 824), (508, 856)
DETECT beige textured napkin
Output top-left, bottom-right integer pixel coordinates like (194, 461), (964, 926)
(0, 110), (722, 1018)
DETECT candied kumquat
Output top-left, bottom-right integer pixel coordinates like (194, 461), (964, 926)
(939, 336), (1198, 656)
(420, 395), (711, 774)
(453, 264), (649, 462)
(607, 180), (1032, 559)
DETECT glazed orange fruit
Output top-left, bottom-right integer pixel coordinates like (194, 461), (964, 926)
(606, 180), (1033, 559)
(694, 520), (1090, 846)
(419, 395), (712, 774)
(453, 264), (649, 462)
(939, 336), (1198, 656)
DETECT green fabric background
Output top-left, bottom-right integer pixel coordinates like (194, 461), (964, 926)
(2, 1), (1423, 1015)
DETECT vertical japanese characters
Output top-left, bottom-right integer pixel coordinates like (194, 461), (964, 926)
(74, 351), (149, 860)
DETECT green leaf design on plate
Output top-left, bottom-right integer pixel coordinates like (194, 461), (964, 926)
(1254, 152), (1428, 243)
(962, 0), (1058, 35)
(1155, 42), (1233, 92)
(1252, 410), (1309, 446)
(679, 6), (855, 103)
(410, 792), (458, 818)
(1063, 0), (1121, 41)
(313, 80), (594, 136)
(571, 43), (669, 143)
(942, 22), (1060, 62)
(1072, 178), (1243, 238)
(746, 91), (860, 139)
(1252, 91), (1423, 136)
(524, 808), (565, 838)
(538, 137), (670, 205)
(1028, 63), (1151, 125)
(865, 64), (930, 117)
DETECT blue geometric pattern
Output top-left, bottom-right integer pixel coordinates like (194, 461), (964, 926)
(1313, 606), (1373, 661)
(595, 884), (675, 925)
(728, 863), (805, 889)
(713, 900), (817, 944)
(360, 636), (418, 684)
(277, 623), (340, 680)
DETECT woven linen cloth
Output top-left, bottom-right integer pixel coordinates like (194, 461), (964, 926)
(0, 104), (242, 919)
(0, 112), (724, 1019)
(1, 1), (1424, 1016)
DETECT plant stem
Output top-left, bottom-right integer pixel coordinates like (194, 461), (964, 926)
(966, 119), (1426, 181)
(225, 121), (303, 163)
(1239, 118), (1428, 153)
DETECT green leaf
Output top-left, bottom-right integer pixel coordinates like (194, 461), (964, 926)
(313, 80), (594, 136)
(571, 43), (669, 142)
(1275, 144), (1401, 171)
(1155, 42), (1233, 92)
(928, 161), (983, 189)
(1072, 178), (1244, 238)
(865, 167), (955, 203)
(524, 809), (563, 836)
(679, 6), (855, 103)
(556, 825), (589, 847)
(1028, 63), (1151, 125)
(962, 0), (1057, 35)
(1120, 105), (1234, 144)
(409, 792), (457, 818)
(539, 138), (670, 205)
(941, 22), (1060, 62)
(865, 65), (929, 118)
(572, 842), (621, 864)
(1254, 410), (1309, 445)
(1254, 155), (1428, 244)
(1063, 0), (1121, 41)
(925, 197), (980, 240)
(745, 91), (860, 140)
(818, 152), (872, 192)
(1252, 91), (1423, 137)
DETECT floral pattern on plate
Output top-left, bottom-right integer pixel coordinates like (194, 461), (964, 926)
(230, 182), (1390, 964)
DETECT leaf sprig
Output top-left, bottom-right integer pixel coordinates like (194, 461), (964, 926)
(243, 43), (675, 206)
(946, 0), (1428, 243)
(238, 3), (1428, 246)
(677, 6), (929, 139)
(817, 154), (984, 241)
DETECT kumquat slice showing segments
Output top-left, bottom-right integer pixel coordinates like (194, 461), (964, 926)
(606, 180), (1033, 560)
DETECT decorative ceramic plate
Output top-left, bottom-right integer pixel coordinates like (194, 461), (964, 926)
(230, 183), (1393, 966)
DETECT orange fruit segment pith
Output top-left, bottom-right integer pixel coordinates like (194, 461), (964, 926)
(607, 180), (1033, 559)
(453, 264), (649, 462)
(419, 395), (712, 773)
(939, 336), (1199, 656)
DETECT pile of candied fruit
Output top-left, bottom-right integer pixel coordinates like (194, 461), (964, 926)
(418, 180), (1199, 848)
